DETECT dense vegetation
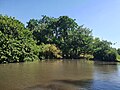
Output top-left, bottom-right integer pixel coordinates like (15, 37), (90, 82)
(0, 15), (119, 63)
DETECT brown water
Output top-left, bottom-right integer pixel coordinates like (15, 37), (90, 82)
(0, 60), (120, 90)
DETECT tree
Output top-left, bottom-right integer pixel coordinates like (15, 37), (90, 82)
(27, 15), (56, 45)
(26, 19), (38, 31)
(26, 15), (94, 59)
(0, 14), (118, 63)
(117, 48), (120, 55)
(93, 38), (117, 61)
(0, 15), (39, 63)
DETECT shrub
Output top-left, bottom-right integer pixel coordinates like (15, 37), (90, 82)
(39, 44), (62, 59)
(93, 48), (117, 61)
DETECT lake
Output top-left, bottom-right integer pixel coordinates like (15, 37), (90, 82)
(0, 60), (120, 90)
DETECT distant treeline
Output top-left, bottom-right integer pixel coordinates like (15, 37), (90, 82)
(0, 15), (120, 63)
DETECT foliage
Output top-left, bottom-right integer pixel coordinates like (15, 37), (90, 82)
(27, 16), (93, 59)
(0, 15), (39, 63)
(93, 38), (117, 61)
(117, 48), (120, 55)
(39, 44), (62, 59)
(0, 14), (118, 63)
(117, 54), (120, 61)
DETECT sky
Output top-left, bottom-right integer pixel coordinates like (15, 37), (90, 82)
(0, 0), (120, 48)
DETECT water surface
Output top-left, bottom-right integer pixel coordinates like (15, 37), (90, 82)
(0, 60), (120, 90)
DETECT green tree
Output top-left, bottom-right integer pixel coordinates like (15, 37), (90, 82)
(93, 38), (117, 61)
(27, 15), (56, 45)
(27, 15), (93, 59)
(0, 15), (39, 63)
(26, 19), (38, 31)
(117, 48), (120, 55)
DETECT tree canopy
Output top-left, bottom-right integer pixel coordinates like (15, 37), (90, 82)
(0, 14), (118, 63)
(0, 15), (39, 63)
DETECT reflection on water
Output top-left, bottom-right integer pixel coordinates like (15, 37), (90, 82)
(0, 60), (120, 90)
(92, 62), (120, 90)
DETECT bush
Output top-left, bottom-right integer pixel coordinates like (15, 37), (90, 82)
(117, 48), (120, 55)
(93, 48), (117, 61)
(0, 15), (39, 63)
(39, 44), (62, 59)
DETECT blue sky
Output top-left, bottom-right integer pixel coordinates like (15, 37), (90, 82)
(0, 0), (120, 48)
